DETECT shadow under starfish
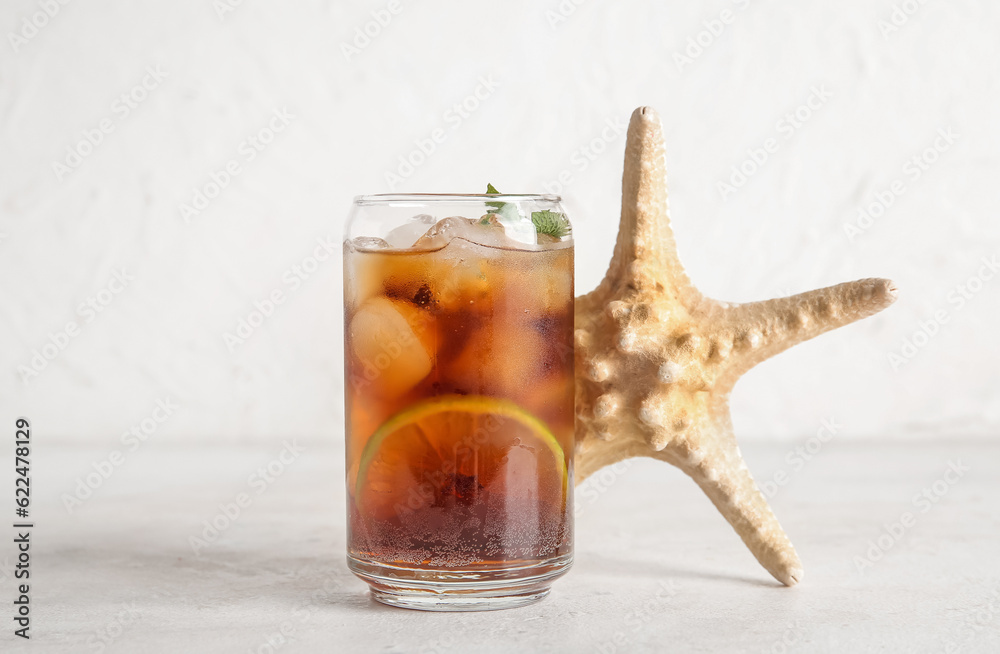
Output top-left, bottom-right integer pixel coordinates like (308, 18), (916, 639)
(573, 106), (897, 586)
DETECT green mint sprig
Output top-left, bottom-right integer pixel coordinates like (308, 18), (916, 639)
(485, 184), (570, 238)
(484, 183), (521, 224)
(529, 209), (571, 238)
(485, 183), (505, 211)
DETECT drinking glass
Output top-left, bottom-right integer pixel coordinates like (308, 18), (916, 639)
(343, 194), (574, 611)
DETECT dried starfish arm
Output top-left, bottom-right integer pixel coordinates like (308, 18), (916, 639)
(599, 106), (702, 308)
(713, 279), (899, 388)
(654, 407), (803, 586)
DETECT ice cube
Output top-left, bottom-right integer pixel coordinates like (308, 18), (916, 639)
(349, 297), (432, 398)
(348, 236), (390, 251)
(496, 213), (537, 247)
(414, 214), (537, 251)
(482, 201), (537, 246)
(412, 216), (478, 250)
(385, 214), (438, 248)
(478, 213), (502, 228)
(459, 215), (516, 249)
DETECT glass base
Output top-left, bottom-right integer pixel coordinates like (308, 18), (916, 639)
(348, 553), (573, 612)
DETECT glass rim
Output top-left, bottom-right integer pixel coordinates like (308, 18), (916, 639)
(353, 193), (562, 205)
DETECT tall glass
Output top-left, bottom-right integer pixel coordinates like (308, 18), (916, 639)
(343, 194), (574, 611)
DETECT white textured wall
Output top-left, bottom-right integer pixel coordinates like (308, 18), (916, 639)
(1, 0), (997, 443)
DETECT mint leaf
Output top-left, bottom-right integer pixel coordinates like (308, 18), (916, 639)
(484, 183), (520, 223)
(485, 183), (505, 212)
(531, 210), (570, 238)
(495, 203), (520, 223)
(485, 184), (570, 239)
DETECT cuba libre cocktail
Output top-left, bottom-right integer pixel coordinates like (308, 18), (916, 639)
(344, 193), (574, 610)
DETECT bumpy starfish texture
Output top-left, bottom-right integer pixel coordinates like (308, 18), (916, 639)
(573, 106), (897, 586)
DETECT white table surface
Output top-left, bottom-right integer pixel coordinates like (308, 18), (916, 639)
(3, 440), (998, 653)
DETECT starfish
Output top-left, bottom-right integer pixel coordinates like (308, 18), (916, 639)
(573, 106), (897, 586)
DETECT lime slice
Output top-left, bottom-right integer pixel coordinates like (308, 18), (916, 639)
(354, 394), (568, 521)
